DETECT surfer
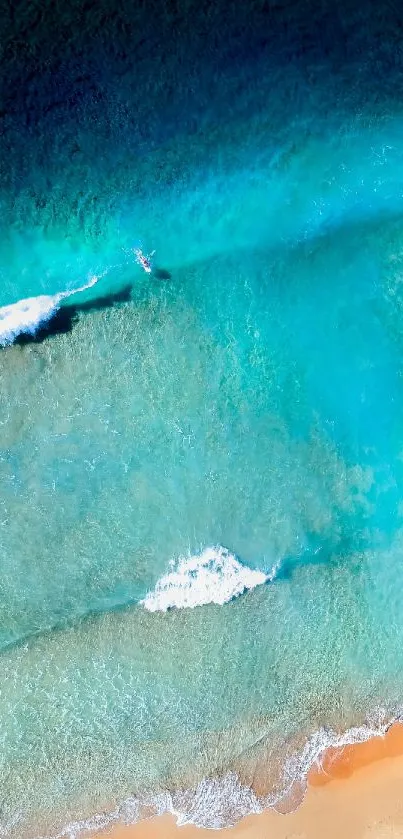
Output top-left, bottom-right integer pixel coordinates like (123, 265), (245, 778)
(133, 248), (155, 274)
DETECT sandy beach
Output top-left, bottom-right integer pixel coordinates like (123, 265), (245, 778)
(90, 724), (403, 839)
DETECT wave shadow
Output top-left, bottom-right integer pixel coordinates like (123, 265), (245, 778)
(153, 266), (172, 281)
(15, 283), (133, 346)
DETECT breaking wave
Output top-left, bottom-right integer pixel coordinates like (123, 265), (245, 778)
(141, 546), (271, 612)
(0, 276), (99, 347)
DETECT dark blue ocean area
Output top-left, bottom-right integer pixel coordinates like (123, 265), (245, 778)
(2, 0), (403, 835)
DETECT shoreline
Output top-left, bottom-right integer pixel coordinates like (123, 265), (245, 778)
(87, 722), (403, 839)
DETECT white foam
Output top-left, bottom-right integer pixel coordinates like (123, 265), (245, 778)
(141, 546), (269, 612)
(33, 711), (401, 838)
(281, 709), (395, 789)
(0, 275), (98, 347)
(172, 773), (262, 828)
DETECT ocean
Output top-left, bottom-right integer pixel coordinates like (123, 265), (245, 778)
(2, 0), (403, 835)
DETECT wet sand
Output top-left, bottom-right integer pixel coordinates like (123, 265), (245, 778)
(90, 724), (403, 839)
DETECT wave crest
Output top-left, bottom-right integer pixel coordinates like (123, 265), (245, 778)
(0, 276), (98, 347)
(141, 546), (269, 612)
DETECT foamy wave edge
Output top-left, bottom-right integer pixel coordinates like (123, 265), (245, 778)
(36, 709), (401, 838)
(140, 546), (275, 612)
(0, 276), (98, 347)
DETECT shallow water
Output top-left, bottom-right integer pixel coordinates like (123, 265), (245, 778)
(3, 0), (403, 835)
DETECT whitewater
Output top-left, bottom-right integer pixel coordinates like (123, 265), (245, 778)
(141, 547), (270, 612)
(34, 713), (400, 838)
(0, 275), (100, 346)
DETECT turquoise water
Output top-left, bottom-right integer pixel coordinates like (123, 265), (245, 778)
(3, 1), (403, 835)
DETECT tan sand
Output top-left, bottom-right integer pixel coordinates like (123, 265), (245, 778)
(90, 723), (403, 839)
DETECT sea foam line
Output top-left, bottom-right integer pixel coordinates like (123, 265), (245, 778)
(0, 275), (99, 347)
(34, 710), (401, 838)
(140, 546), (272, 612)
(274, 707), (397, 811)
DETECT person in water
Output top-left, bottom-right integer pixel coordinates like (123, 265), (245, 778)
(132, 248), (171, 280)
(133, 248), (155, 274)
